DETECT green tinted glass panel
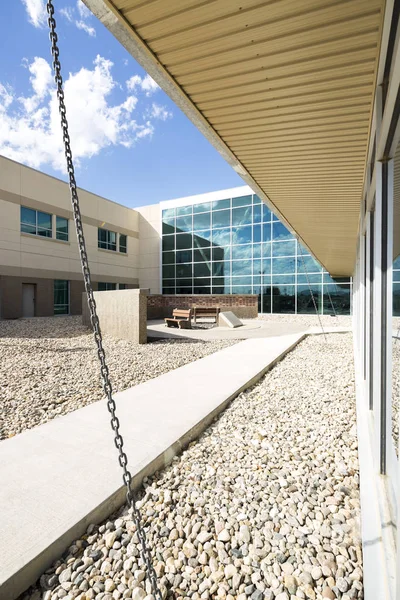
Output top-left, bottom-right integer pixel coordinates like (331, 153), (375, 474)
(231, 276), (252, 285)
(323, 285), (351, 315)
(163, 287), (175, 294)
(176, 233), (192, 249)
(21, 223), (36, 235)
(119, 234), (127, 253)
(194, 286), (211, 294)
(37, 211), (52, 230)
(162, 218), (175, 234)
(176, 264), (192, 278)
(194, 231), (211, 247)
(194, 248), (211, 262)
(162, 208), (175, 218)
(297, 255), (321, 273)
(194, 263), (211, 277)
(212, 228), (231, 246)
(193, 212), (211, 230)
(194, 277), (211, 286)
(176, 215), (192, 232)
(297, 285), (322, 313)
(212, 261), (230, 276)
(212, 199), (230, 210)
(253, 195), (262, 204)
(272, 285), (295, 314)
(163, 251), (175, 264)
(297, 274), (322, 284)
(177, 278), (192, 287)
(232, 206), (252, 226)
(193, 202), (212, 213)
(176, 286), (192, 294)
(21, 206), (36, 225)
(212, 209), (230, 228)
(232, 195), (252, 207)
(162, 235), (175, 251)
(176, 205), (192, 216)
(162, 279), (175, 287)
(162, 265), (175, 278)
(212, 246), (227, 261)
(272, 274), (295, 285)
(56, 216), (69, 241)
(176, 249), (192, 263)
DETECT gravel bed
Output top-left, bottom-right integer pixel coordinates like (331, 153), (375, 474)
(257, 314), (352, 328)
(21, 332), (361, 600)
(0, 317), (237, 440)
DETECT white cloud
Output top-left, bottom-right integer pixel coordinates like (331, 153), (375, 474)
(59, 1), (96, 37)
(21, 0), (47, 28)
(149, 103), (172, 121)
(126, 73), (159, 96)
(76, 20), (96, 36)
(0, 55), (171, 172)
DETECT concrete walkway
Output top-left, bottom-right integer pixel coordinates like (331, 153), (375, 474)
(0, 332), (307, 600)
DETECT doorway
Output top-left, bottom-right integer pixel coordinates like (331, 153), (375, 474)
(22, 284), (35, 317)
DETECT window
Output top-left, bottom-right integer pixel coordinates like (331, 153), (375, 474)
(98, 228), (117, 251)
(54, 280), (69, 315)
(56, 216), (68, 241)
(119, 234), (127, 253)
(119, 284), (127, 290)
(21, 207), (52, 237)
(98, 282), (117, 291)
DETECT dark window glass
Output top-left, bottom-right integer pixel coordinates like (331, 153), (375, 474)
(193, 202), (212, 213)
(194, 263), (211, 277)
(232, 225), (252, 245)
(176, 286), (192, 294)
(297, 284), (322, 314)
(212, 277), (225, 286)
(162, 279), (175, 287)
(262, 289), (271, 313)
(262, 223), (271, 242)
(37, 210), (52, 230)
(194, 278), (211, 286)
(162, 218), (175, 234)
(253, 204), (261, 223)
(54, 280), (69, 314)
(273, 240), (295, 256)
(177, 278), (192, 287)
(212, 246), (227, 261)
(212, 228), (231, 246)
(323, 285), (351, 315)
(232, 244), (252, 260)
(262, 204), (272, 222)
(273, 222), (292, 241)
(98, 228), (107, 248)
(56, 216), (68, 241)
(253, 194), (262, 204)
(162, 208), (175, 219)
(212, 209), (231, 228)
(176, 264), (192, 278)
(272, 285), (295, 313)
(231, 260), (252, 276)
(193, 212), (211, 231)
(394, 255), (400, 269)
(176, 215), (192, 232)
(98, 228), (117, 251)
(119, 284), (127, 290)
(21, 206), (36, 226)
(119, 234), (127, 253)
(176, 249), (192, 264)
(393, 270), (400, 283)
(194, 230), (211, 248)
(212, 261), (230, 276)
(194, 248), (211, 262)
(393, 283), (400, 316)
(162, 265), (175, 278)
(176, 205), (192, 216)
(163, 251), (175, 264)
(232, 195), (252, 208)
(194, 286), (211, 294)
(108, 231), (117, 251)
(21, 223), (36, 235)
(163, 287), (175, 294)
(232, 206), (252, 226)
(98, 282), (117, 291)
(162, 235), (175, 251)
(212, 198), (231, 210)
(273, 257), (296, 274)
(212, 287), (226, 294)
(176, 233), (192, 249)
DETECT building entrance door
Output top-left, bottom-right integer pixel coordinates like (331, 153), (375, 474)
(22, 284), (35, 317)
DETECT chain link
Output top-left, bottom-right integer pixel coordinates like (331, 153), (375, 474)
(297, 240), (327, 342)
(326, 286), (337, 318)
(46, 4), (162, 599)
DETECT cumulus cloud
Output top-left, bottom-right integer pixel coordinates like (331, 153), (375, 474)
(59, 1), (96, 37)
(0, 55), (171, 172)
(21, 0), (47, 28)
(126, 73), (159, 96)
(149, 103), (172, 121)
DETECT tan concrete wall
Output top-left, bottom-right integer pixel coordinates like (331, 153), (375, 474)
(0, 155), (141, 317)
(82, 289), (148, 343)
(135, 203), (161, 294)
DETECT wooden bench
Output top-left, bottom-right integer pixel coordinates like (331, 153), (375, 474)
(192, 306), (220, 324)
(165, 308), (192, 329)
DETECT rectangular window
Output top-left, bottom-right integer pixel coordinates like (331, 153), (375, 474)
(21, 206), (52, 238)
(98, 228), (117, 251)
(119, 284), (127, 290)
(98, 282), (117, 291)
(119, 234), (127, 253)
(56, 216), (69, 241)
(54, 280), (69, 315)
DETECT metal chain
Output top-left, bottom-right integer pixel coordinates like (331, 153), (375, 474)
(326, 286), (337, 318)
(46, 4), (162, 599)
(297, 239), (327, 341)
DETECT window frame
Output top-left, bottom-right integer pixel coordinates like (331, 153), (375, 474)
(56, 216), (69, 242)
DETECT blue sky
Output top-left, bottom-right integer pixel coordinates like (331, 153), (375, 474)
(0, 1), (243, 207)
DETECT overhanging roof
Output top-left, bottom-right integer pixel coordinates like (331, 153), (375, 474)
(83, 0), (386, 276)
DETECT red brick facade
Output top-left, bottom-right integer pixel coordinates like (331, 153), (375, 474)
(147, 294), (258, 319)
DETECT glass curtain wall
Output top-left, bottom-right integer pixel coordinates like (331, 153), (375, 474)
(162, 193), (352, 314)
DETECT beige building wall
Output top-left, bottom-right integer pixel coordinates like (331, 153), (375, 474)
(0, 155), (140, 318)
(136, 203), (161, 294)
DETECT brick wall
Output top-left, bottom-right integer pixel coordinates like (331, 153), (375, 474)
(147, 294), (258, 319)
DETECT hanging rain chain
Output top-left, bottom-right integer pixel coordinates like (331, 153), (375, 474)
(46, 3), (163, 599)
(297, 239), (327, 341)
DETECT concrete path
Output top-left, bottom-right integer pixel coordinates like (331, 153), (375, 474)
(0, 332), (306, 600)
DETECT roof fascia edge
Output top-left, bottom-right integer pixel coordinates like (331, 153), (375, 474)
(82, 0), (328, 269)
